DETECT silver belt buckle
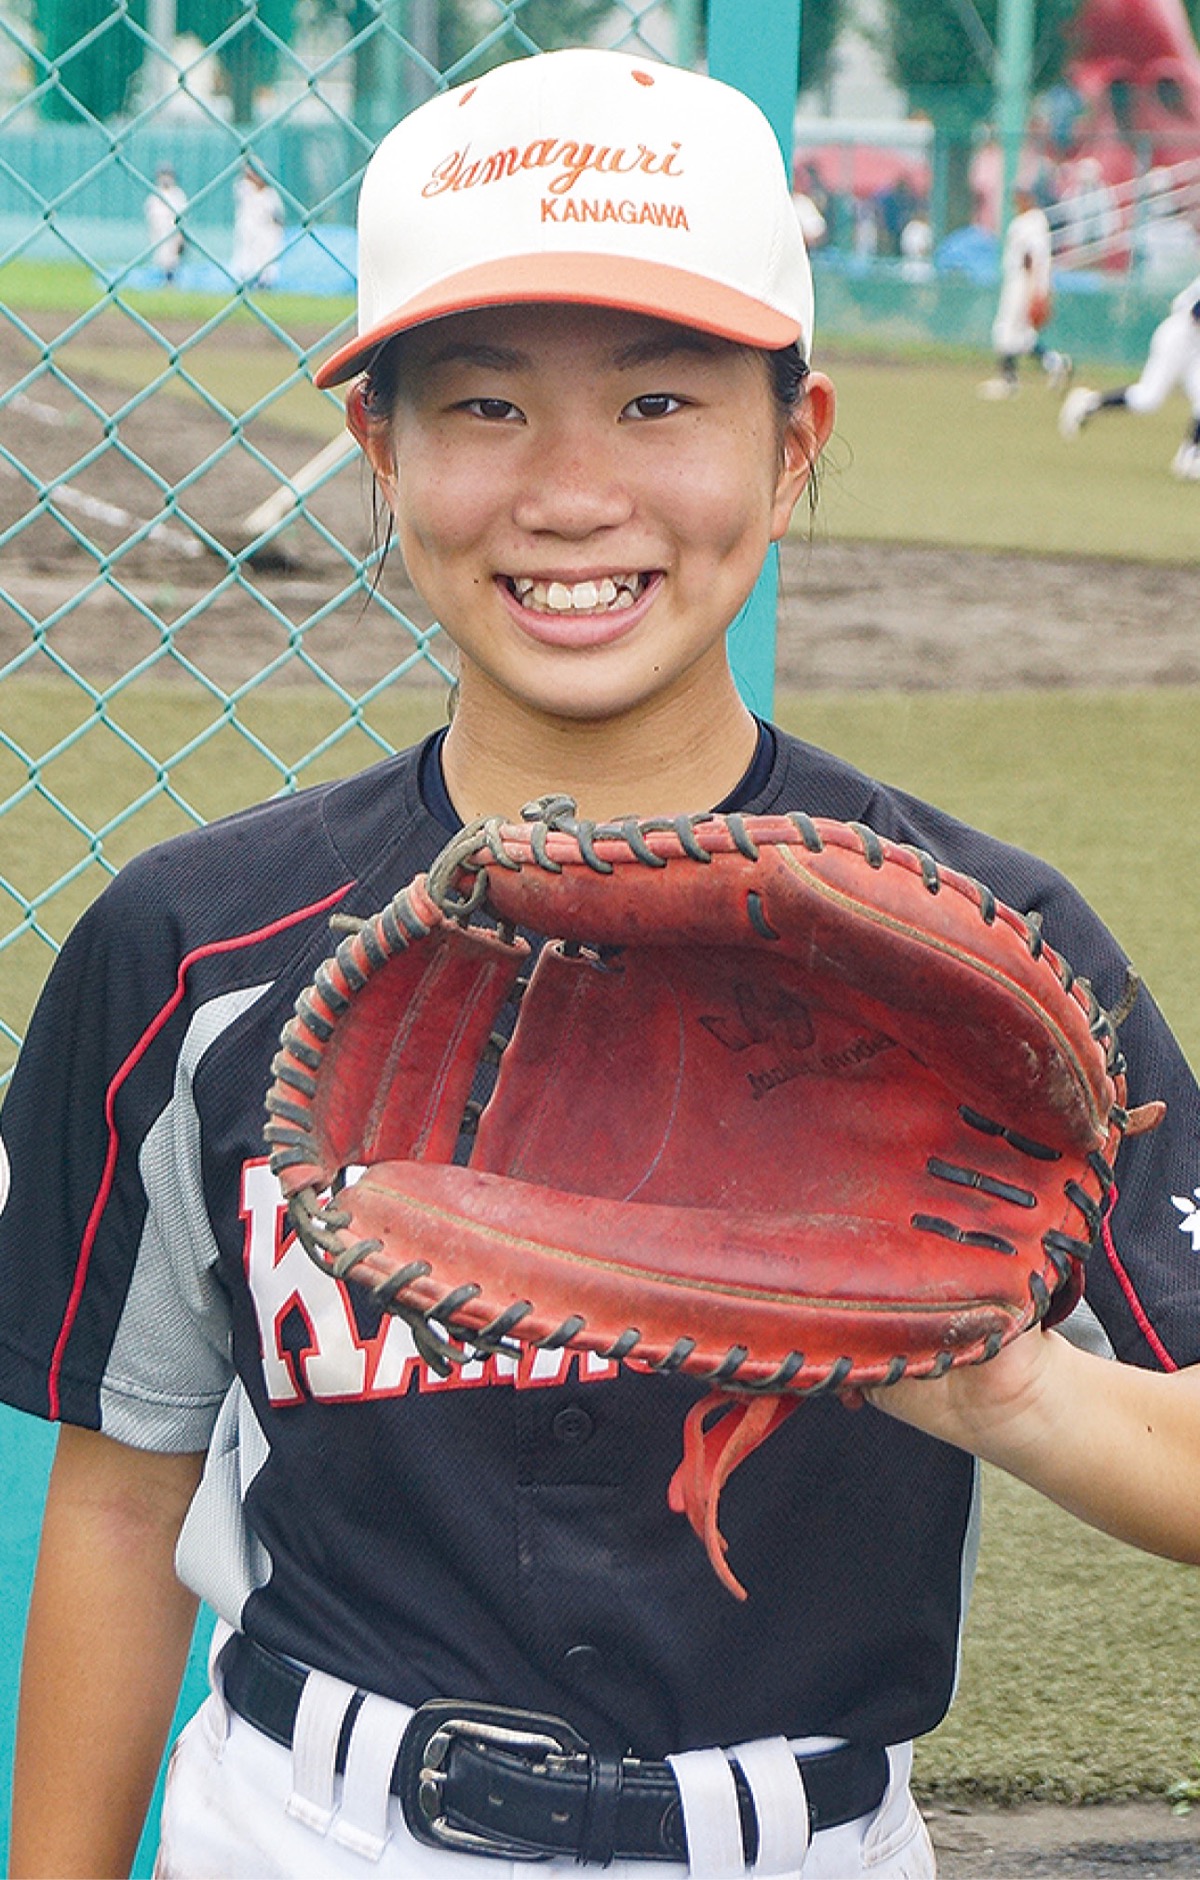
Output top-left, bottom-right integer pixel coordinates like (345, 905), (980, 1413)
(400, 1697), (590, 1860)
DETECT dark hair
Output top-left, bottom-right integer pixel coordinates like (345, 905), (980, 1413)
(766, 342), (809, 418)
(766, 342), (821, 510)
(359, 339), (401, 422)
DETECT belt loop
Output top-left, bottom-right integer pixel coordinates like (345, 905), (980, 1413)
(207, 1620), (236, 1752)
(860, 1742), (914, 1855)
(331, 1691), (411, 1861)
(728, 1738), (811, 1878)
(579, 1745), (624, 1866)
(285, 1669), (359, 1834)
(666, 1745), (746, 1878)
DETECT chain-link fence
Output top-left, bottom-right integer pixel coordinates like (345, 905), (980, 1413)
(4, 15), (805, 1864)
(0, 0), (719, 1089)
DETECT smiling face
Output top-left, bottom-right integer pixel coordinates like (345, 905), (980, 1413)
(351, 302), (833, 811)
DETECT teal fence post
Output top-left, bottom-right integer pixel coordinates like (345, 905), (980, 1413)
(0, 1404), (215, 1877)
(995, 0), (1034, 233)
(708, 0), (803, 719)
(0, 1407), (54, 1869)
(674, 0), (702, 69)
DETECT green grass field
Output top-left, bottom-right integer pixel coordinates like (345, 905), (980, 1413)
(818, 349), (1200, 562)
(3, 270), (1199, 1819)
(5, 252), (1197, 558)
(918, 1466), (1200, 1805)
(0, 255), (353, 333)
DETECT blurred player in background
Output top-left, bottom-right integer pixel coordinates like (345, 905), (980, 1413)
(1059, 273), (1200, 479)
(145, 166), (187, 284)
(979, 185), (1072, 398)
(791, 161), (828, 249)
(899, 211), (934, 282)
(232, 162), (285, 289)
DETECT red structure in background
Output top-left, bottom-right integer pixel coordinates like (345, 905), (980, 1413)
(1067, 0), (1200, 181)
(794, 0), (1200, 257)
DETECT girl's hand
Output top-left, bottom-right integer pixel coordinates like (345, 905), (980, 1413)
(863, 1323), (1060, 1464)
(864, 1329), (1200, 1567)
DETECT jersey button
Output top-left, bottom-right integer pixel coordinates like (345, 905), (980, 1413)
(551, 1405), (595, 1445)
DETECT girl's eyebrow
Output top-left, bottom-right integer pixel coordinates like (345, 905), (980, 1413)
(422, 334), (722, 371)
(425, 341), (529, 369)
(612, 334), (721, 368)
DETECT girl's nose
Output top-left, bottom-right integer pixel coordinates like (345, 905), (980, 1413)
(510, 423), (635, 539)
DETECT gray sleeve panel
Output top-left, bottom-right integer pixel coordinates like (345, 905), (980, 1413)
(99, 982), (272, 1451)
(175, 1379), (273, 1626)
(948, 1459), (982, 1712)
(1054, 1298), (1117, 1361)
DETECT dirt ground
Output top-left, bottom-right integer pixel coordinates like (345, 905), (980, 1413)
(5, 500), (1199, 699)
(6, 522), (1199, 697)
(2, 312), (1198, 692)
(775, 536), (1200, 694)
(924, 1799), (1199, 1876)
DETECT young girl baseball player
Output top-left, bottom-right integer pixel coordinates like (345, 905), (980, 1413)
(3, 49), (1199, 1880)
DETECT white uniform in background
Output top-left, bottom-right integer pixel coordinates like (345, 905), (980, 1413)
(233, 171), (285, 288)
(1059, 273), (1200, 477)
(991, 203), (1052, 360)
(1123, 273), (1200, 420)
(979, 198), (1071, 397)
(146, 173), (187, 280)
(791, 191), (827, 248)
(900, 216), (933, 281)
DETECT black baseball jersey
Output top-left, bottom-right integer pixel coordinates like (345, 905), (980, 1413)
(2, 725), (1198, 1759)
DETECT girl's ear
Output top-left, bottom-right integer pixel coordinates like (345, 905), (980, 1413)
(770, 369), (836, 541)
(346, 380), (397, 488)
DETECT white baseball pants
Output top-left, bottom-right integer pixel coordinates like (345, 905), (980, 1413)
(153, 1663), (936, 1879)
(991, 276), (1039, 358)
(1123, 311), (1200, 415)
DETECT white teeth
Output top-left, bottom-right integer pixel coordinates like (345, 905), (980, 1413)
(510, 574), (645, 614)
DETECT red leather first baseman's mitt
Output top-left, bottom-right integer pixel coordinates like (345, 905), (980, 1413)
(264, 798), (1156, 1598)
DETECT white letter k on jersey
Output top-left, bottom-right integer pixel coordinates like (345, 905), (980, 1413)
(240, 1156), (416, 1405)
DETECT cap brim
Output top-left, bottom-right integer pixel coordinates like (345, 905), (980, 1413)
(314, 252), (803, 388)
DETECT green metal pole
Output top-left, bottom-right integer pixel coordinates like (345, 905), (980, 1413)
(995, 0), (1035, 236)
(359, 0), (404, 138)
(708, 0), (802, 720)
(707, 0), (801, 164)
(674, 0), (702, 71)
(407, 0), (439, 108)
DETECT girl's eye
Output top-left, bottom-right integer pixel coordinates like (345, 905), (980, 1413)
(462, 397), (523, 422)
(623, 393), (683, 420)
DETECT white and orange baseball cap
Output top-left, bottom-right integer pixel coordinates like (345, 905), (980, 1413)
(314, 47), (814, 389)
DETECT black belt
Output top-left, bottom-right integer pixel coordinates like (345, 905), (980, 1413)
(219, 1633), (889, 1865)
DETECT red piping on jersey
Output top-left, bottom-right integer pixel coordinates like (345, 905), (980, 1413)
(47, 882), (354, 1419)
(1101, 1181), (1178, 1372)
